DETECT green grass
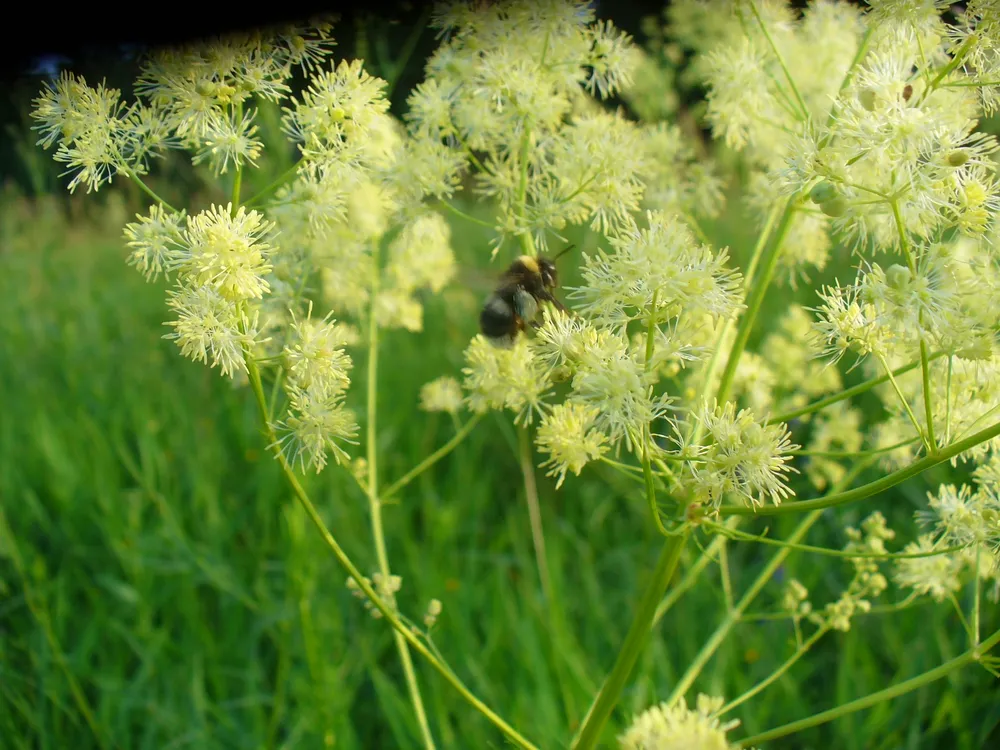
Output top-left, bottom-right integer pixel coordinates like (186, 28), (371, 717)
(1, 188), (998, 750)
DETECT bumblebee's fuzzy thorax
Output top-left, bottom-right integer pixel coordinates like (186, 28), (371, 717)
(518, 255), (540, 273)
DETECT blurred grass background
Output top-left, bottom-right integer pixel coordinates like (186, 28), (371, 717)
(2, 4), (1000, 749)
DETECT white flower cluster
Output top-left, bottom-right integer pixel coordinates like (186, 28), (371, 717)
(461, 209), (797, 507)
(619, 694), (741, 750)
(407, 0), (647, 253)
(895, 462), (1000, 601)
(35, 17), (471, 474)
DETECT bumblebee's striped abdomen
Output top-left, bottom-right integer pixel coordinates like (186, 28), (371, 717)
(480, 292), (520, 347)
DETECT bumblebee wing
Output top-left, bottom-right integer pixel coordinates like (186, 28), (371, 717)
(513, 286), (538, 321)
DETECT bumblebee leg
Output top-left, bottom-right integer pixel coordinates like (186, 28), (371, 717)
(540, 291), (568, 313)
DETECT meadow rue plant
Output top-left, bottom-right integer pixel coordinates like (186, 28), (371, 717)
(28, 1), (1000, 748)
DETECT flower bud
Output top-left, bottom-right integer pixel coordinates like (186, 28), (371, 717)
(946, 149), (970, 167)
(858, 88), (877, 111)
(809, 181), (837, 204)
(885, 264), (910, 291)
(820, 196), (849, 217)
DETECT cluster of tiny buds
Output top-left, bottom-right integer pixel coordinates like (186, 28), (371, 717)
(781, 579), (812, 621)
(810, 512), (893, 632)
(346, 573), (402, 619)
(424, 598), (443, 629)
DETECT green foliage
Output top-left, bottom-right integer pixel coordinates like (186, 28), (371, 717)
(1, 188), (995, 749)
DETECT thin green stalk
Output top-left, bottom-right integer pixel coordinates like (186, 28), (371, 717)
(669, 460), (871, 703)
(947, 592), (975, 643)
(889, 198), (937, 452)
(715, 200), (797, 406)
(721, 624), (829, 714)
(738, 626), (1000, 747)
(438, 199), (497, 229)
(266, 366), (285, 425)
(518, 426), (553, 603)
(126, 171), (177, 212)
(945, 355), (954, 444)
(643, 290), (669, 536)
(240, 348), (538, 750)
(383, 8), (431, 99)
(766, 351), (946, 425)
(683, 200), (782, 446)
(703, 521), (965, 560)
(570, 532), (689, 750)
(817, 27), (873, 149)
(516, 124), (535, 256)
(232, 163), (243, 209)
(919, 338), (937, 450)
(366, 244), (436, 750)
(667, 509), (824, 705)
(742, 201), (781, 292)
(720, 418), (1000, 517)
(919, 34), (977, 105)
(719, 540), (734, 611)
(518, 425), (579, 726)
(243, 160), (301, 208)
(382, 414), (484, 499)
(653, 528), (731, 625)
(749, 0), (809, 120)
(944, 78), (1000, 87)
(973, 545), (982, 647)
(875, 352), (930, 453)
(786, 437), (919, 458)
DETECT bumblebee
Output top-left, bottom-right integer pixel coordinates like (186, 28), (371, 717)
(479, 246), (573, 347)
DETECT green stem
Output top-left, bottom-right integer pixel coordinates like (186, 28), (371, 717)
(365, 244), (436, 750)
(266, 366), (285, 425)
(889, 199), (937, 453)
(243, 160), (301, 208)
(382, 414), (484, 499)
(438, 199), (496, 229)
(232, 163), (243, 209)
(742, 201), (781, 291)
(127, 171), (178, 213)
(570, 532), (689, 750)
(653, 528), (731, 626)
(667, 509), (824, 705)
(518, 425), (578, 726)
(875, 352), (931, 453)
(749, 0), (810, 120)
(786, 437), (919, 458)
(720, 418), (1000, 517)
(685, 200), (782, 447)
(643, 289), (669, 536)
(973, 545), (982, 647)
(738, 626), (1000, 747)
(816, 27), (873, 150)
(240, 349), (537, 750)
(945, 355), (954, 444)
(516, 125), (535, 256)
(383, 8), (431, 100)
(722, 624), (830, 714)
(919, 338), (937, 451)
(669, 460), (871, 702)
(719, 540), (734, 611)
(715, 199), (796, 406)
(919, 34), (977, 105)
(704, 521), (964, 560)
(518, 425), (553, 603)
(766, 351), (946, 425)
